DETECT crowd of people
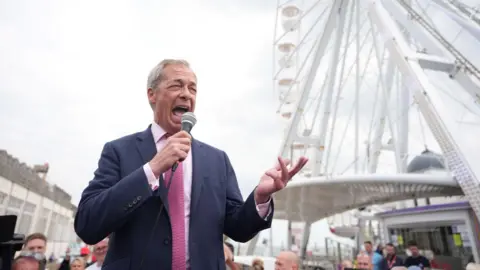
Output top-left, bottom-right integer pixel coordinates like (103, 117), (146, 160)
(223, 242), (302, 270)
(11, 233), (108, 270)
(8, 232), (480, 270)
(338, 240), (478, 270)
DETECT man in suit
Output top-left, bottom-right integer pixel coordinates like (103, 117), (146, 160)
(74, 59), (308, 270)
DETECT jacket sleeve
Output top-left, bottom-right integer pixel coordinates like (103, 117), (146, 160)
(222, 152), (273, 242)
(74, 142), (153, 244)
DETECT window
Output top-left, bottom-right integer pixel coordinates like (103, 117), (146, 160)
(35, 207), (51, 234)
(18, 202), (36, 234)
(54, 215), (65, 241)
(48, 213), (58, 239)
(5, 196), (23, 229)
(8, 196), (23, 209)
(389, 226), (471, 268)
(17, 215), (32, 234)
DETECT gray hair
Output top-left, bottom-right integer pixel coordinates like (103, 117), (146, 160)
(147, 59), (191, 90)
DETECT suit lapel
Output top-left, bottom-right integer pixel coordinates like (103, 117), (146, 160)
(191, 139), (206, 214)
(136, 125), (157, 164)
(136, 125), (170, 215)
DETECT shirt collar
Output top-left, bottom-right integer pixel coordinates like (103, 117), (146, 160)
(151, 122), (167, 143)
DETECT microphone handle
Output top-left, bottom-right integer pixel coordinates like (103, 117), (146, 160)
(171, 127), (191, 172)
(172, 162), (179, 172)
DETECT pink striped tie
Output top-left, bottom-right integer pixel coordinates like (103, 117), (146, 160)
(165, 163), (186, 269)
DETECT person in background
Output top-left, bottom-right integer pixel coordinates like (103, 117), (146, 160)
(24, 233), (47, 255)
(70, 257), (86, 270)
(340, 259), (353, 270)
(403, 241), (430, 269)
(251, 258), (264, 270)
(224, 242), (235, 257)
(12, 256), (41, 270)
(381, 243), (403, 270)
(356, 253), (373, 270)
(79, 247), (92, 266)
(224, 243), (238, 270)
(48, 253), (55, 263)
(275, 251), (300, 270)
(364, 241), (383, 270)
(58, 247), (71, 270)
(375, 244), (384, 256)
(86, 238), (109, 270)
(13, 251), (46, 270)
(22, 233), (48, 269)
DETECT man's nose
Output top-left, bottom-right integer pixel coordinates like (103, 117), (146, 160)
(179, 86), (193, 98)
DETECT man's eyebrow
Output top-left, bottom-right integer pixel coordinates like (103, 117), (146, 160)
(170, 79), (196, 86)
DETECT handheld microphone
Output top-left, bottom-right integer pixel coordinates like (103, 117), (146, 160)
(180, 111), (197, 134)
(172, 112), (197, 172)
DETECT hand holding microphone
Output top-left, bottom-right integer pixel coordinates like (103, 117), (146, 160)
(148, 112), (197, 177)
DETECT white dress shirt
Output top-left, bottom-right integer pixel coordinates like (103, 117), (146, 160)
(142, 122), (271, 266)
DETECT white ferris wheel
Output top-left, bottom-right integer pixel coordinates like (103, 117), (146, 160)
(246, 0), (480, 256)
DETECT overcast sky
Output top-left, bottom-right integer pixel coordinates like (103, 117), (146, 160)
(2, 0), (480, 250)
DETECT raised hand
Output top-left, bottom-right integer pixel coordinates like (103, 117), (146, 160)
(254, 156), (309, 203)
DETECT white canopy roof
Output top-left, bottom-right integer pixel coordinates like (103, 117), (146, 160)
(273, 174), (462, 222)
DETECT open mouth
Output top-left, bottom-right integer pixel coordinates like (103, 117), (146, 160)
(172, 105), (189, 116)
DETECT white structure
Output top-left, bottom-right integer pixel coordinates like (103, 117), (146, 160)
(247, 0), (480, 261)
(0, 150), (77, 257)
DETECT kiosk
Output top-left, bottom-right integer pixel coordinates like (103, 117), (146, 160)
(376, 201), (480, 269)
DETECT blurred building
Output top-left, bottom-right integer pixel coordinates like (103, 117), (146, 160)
(0, 149), (78, 256)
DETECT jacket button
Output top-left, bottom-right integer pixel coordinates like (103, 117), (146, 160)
(164, 238), (170, 245)
(137, 196), (142, 200)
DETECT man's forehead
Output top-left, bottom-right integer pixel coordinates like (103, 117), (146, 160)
(27, 240), (45, 246)
(163, 64), (197, 82)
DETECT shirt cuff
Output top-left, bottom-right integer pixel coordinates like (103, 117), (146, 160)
(143, 163), (159, 191)
(255, 198), (272, 220)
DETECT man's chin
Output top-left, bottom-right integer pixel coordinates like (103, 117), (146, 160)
(165, 121), (182, 133)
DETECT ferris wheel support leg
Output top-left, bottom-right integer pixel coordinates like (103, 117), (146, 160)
(368, 58), (395, 173)
(354, 0), (361, 173)
(397, 76), (410, 173)
(278, 0), (346, 158)
(368, 0), (480, 221)
(312, 0), (350, 176)
(300, 221), (312, 260)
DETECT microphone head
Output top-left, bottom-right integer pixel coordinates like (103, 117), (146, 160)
(181, 112), (197, 133)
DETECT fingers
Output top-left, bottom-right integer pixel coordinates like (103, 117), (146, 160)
(265, 170), (285, 190)
(278, 156), (289, 184)
(168, 137), (191, 146)
(271, 156), (309, 182)
(288, 156), (309, 178)
(173, 143), (190, 160)
(265, 169), (279, 180)
(171, 130), (192, 140)
(275, 158), (291, 170)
